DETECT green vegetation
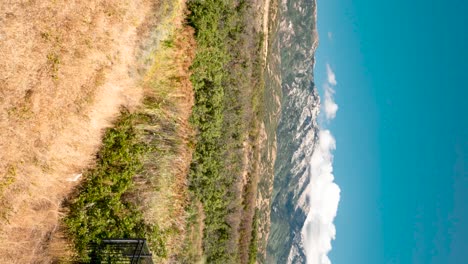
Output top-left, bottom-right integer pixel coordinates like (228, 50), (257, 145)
(64, 112), (166, 261)
(186, 0), (264, 262)
(248, 210), (260, 264)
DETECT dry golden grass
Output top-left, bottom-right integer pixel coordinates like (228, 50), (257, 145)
(0, 0), (158, 262)
(132, 22), (198, 262)
(0, 0), (199, 262)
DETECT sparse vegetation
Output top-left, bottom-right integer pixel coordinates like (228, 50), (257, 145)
(248, 209), (260, 264)
(46, 52), (60, 79)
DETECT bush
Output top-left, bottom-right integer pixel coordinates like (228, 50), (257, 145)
(64, 112), (166, 261)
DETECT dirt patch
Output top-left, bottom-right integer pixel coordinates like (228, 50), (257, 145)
(262, 0), (271, 62)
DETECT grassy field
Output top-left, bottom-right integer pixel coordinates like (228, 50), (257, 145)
(40, 0), (264, 263)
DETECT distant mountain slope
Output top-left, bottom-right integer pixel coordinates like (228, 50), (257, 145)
(265, 0), (319, 262)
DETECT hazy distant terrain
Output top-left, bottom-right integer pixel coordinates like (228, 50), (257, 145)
(264, 0), (320, 262)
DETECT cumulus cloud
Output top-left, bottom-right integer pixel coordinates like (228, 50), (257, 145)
(302, 130), (340, 264)
(326, 64), (337, 86)
(302, 63), (340, 264)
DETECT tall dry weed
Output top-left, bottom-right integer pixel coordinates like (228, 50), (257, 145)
(131, 23), (198, 262)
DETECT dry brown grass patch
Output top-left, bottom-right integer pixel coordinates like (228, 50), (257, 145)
(0, 0), (154, 262)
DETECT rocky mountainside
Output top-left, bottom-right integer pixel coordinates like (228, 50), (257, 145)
(265, 0), (319, 262)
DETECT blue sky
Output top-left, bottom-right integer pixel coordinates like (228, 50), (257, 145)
(314, 0), (468, 263)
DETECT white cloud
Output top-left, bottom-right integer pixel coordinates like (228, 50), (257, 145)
(328, 32), (333, 40)
(323, 84), (338, 120)
(326, 64), (337, 86)
(302, 62), (340, 264)
(323, 64), (338, 120)
(302, 130), (341, 264)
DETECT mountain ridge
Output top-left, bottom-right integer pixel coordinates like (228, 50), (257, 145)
(265, 0), (319, 262)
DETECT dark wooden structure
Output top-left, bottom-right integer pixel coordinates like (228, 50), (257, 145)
(90, 239), (153, 264)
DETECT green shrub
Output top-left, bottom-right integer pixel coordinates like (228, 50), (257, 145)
(64, 112), (166, 261)
(186, 0), (264, 262)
